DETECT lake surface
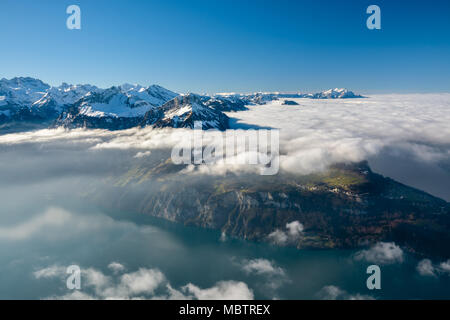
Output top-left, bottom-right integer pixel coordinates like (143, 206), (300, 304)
(1, 195), (450, 299)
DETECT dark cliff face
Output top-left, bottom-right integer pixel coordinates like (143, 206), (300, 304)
(90, 158), (450, 258)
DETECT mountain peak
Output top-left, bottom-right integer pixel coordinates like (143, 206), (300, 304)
(141, 92), (229, 130)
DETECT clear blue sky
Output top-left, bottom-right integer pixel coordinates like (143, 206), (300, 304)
(0, 0), (449, 93)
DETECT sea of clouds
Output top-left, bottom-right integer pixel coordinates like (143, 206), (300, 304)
(0, 94), (448, 198)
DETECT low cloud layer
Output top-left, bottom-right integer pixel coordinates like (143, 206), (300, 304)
(354, 242), (404, 265)
(238, 94), (450, 175)
(0, 207), (153, 242)
(0, 94), (449, 183)
(34, 263), (254, 300)
(237, 258), (289, 291)
(0, 208), (71, 241)
(240, 259), (286, 277)
(416, 259), (450, 277)
(268, 221), (304, 246)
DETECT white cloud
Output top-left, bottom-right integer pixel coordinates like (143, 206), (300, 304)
(33, 265), (67, 279)
(38, 266), (166, 300)
(241, 259), (285, 277)
(119, 268), (166, 296)
(286, 221), (304, 238)
(317, 285), (374, 300)
(317, 285), (345, 300)
(182, 281), (254, 300)
(268, 221), (304, 246)
(108, 262), (126, 274)
(134, 151), (151, 158)
(417, 259), (437, 277)
(354, 242), (404, 265)
(34, 263), (254, 300)
(439, 260), (450, 273)
(234, 94), (450, 176)
(238, 258), (288, 291)
(416, 259), (450, 277)
(84, 268), (111, 292)
(267, 230), (289, 245)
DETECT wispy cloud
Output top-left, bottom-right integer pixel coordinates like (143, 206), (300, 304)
(0, 208), (71, 241)
(0, 207), (156, 243)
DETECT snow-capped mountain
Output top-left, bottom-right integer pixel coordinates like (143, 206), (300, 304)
(214, 92), (281, 105)
(305, 88), (363, 99)
(202, 95), (248, 112)
(0, 77), (49, 107)
(142, 93), (230, 130)
(0, 78), (100, 127)
(33, 83), (99, 110)
(120, 84), (179, 109)
(0, 77), (51, 123)
(55, 84), (178, 130)
(0, 77), (365, 132)
(0, 77), (179, 130)
(30, 83), (100, 120)
(213, 89), (364, 105)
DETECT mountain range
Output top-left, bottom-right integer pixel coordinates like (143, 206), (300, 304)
(0, 77), (364, 133)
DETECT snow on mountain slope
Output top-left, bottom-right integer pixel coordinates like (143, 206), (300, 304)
(0, 77), (53, 126)
(55, 85), (179, 129)
(202, 95), (248, 112)
(306, 88), (363, 99)
(32, 83), (99, 111)
(77, 86), (149, 118)
(0, 77), (178, 123)
(0, 76), (364, 132)
(0, 77), (50, 107)
(214, 89), (364, 105)
(0, 78), (99, 125)
(142, 93), (230, 130)
(72, 84), (179, 118)
(120, 84), (178, 109)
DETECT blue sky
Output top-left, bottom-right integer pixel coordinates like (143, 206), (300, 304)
(0, 0), (449, 93)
